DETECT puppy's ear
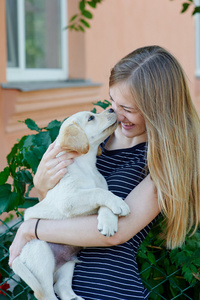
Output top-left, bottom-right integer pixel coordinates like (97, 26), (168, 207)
(60, 122), (89, 154)
(97, 146), (102, 156)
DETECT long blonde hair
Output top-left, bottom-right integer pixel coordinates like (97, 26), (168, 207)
(109, 46), (200, 249)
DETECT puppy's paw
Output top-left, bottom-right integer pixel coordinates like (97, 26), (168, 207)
(97, 207), (118, 237)
(110, 198), (130, 216)
(119, 200), (130, 216)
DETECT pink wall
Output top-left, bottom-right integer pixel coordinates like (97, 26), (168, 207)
(84, 0), (196, 100)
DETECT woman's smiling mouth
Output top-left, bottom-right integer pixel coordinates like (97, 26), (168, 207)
(121, 122), (135, 129)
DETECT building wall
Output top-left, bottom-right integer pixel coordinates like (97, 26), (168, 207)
(84, 0), (197, 99)
(0, 0), (200, 171)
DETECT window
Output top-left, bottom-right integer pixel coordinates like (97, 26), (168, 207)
(195, 0), (200, 77)
(6, 0), (68, 81)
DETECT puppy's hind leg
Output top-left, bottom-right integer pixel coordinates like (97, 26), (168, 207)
(13, 240), (58, 300)
(12, 257), (44, 300)
(54, 261), (84, 300)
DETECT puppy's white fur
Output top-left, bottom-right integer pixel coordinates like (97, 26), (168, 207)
(12, 110), (130, 300)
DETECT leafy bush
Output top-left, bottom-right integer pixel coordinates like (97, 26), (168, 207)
(137, 219), (200, 299)
(0, 100), (199, 299)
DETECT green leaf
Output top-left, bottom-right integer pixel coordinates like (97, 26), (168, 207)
(23, 135), (35, 149)
(79, 0), (86, 12)
(20, 170), (33, 184)
(93, 100), (111, 110)
(0, 184), (20, 213)
(81, 10), (93, 19)
(6, 135), (28, 165)
(69, 14), (78, 22)
(34, 132), (51, 148)
(6, 143), (19, 164)
(24, 151), (40, 173)
(190, 264), (198, 274)
(25, 183), (34, 198)
(46, 120), (61, 141)
(140, 261), (151, 279)
(183, 268), (194, 283)
(24, 119), (41, 132)
(193, 6), (200, 15)
(13, 284), (29, 299)
(80, 18), (90, 28)
(49, 127), (60, 141)
(181, 3), (191, 13)
(0, 167), (10, 185)
(78, 25), (85, 32)
(90, 107), (97, 113)
(31, 146), (45, 160)
(87, 1), (97, 8)
(14, 174), (26, 195)
(46, 119), (61, 130)
(147, 252), (156, 264)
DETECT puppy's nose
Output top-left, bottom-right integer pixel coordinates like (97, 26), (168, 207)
(108, 108), (115, 113)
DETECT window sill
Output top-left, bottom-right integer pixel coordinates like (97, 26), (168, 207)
(1, 79), (102, 133)
(1, 79), (101, 92)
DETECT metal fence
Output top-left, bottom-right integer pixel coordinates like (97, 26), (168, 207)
(0, 212), (200, 300)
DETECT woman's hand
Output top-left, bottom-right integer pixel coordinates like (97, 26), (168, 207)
(33, 141), (80, 200)
(9, 219), (36, 267)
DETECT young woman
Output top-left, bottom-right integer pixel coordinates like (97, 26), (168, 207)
(9, 46), (200, 299)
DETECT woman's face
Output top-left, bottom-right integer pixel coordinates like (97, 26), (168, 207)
(109, 84), (146, 140)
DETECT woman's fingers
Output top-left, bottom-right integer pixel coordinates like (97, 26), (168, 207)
(9, 220), (36, 267)
(33, 141), (80, 199)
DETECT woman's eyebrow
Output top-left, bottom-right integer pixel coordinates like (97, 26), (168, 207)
(109, 94), (114, 101)
(110, 97), (135, 109)
(109, 94), (138, 110)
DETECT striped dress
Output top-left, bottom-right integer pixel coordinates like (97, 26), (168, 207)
(72, 142), (156, 299)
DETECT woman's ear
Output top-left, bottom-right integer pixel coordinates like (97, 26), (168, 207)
(59, 122), (89, 154)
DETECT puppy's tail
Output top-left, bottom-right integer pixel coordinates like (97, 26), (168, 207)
(12, 257), (43, 299)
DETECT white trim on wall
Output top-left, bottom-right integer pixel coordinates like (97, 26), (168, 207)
(195, 0), (200, 77)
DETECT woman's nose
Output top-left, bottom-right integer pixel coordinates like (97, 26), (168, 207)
(112, 101), (119, 114)
(117, 112), (125, 122)
(112, 103), (124, 121)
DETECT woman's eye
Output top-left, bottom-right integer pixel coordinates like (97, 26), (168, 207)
(124, 108), (132, 113)
(88, 115), (95, 121)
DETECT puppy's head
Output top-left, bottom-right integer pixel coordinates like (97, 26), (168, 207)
(57, 109), (117, 154)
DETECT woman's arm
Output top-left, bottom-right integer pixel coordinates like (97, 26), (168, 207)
(9, 175), (160, 266)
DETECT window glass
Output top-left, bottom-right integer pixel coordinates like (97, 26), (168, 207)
(6, 0), (19, 67)
(25, 0), (61, 69)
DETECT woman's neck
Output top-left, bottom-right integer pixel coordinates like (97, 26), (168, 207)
(105, 126), (147, 151)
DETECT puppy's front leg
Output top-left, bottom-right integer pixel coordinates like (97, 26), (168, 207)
(97, 206), (118, 237)
(68, 189), (130, 217)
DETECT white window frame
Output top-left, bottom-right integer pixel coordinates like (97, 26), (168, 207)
(195, 0), (200, 77)
(6, 0), (68, 82)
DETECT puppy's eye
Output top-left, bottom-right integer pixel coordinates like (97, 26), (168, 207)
(88, 115), (95, 122)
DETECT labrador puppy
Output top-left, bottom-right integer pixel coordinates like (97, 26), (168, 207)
(12, 109), (130, 300)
